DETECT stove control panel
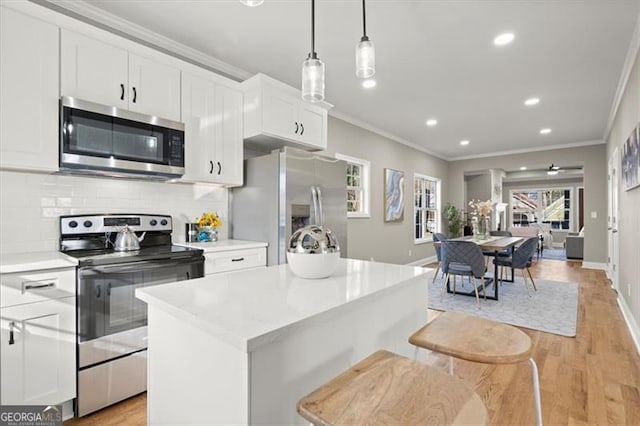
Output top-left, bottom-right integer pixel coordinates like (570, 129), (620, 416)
(60, 214), (172, 235)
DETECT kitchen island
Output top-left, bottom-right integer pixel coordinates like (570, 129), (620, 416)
(136, 258), (430, 424)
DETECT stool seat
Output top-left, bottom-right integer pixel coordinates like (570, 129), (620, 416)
(409, 311), (533, 364)
(297, 350), (489, 425)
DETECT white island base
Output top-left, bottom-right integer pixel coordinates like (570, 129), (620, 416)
(138, 259), (430, 424)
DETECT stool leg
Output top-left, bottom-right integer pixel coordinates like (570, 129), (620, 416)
(529, 358), (543, 426)
(413, 345), (419, 361)
(449, 356), (454, 375)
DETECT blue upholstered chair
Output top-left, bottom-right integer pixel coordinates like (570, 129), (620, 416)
(493, 237), (539, 293)
(440, 240), (487, 306)
(431, 232), (448, 283)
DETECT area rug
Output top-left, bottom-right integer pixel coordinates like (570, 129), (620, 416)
(428, 273), (579, 337)
(540, 248), (567, 261)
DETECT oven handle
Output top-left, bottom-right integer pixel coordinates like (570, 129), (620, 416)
(84, 257), (203, 274)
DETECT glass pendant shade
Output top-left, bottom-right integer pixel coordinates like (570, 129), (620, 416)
(239, 0), (264, 6)
(301, 56), (325, 102)
(355, 38), (375, 78)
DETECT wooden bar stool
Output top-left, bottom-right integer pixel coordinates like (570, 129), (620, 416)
(409, 311), (543, 426)
(297, 350), (489, 425)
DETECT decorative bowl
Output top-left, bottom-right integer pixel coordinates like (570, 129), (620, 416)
(287, 225), (340, 279)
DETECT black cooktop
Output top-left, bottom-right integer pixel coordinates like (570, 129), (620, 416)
(65, 245), (204, 267)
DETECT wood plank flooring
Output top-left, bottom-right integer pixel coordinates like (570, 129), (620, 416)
(64, 259), (640, 425)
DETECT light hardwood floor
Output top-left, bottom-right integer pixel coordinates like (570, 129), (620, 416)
(64, 259), (640, 425)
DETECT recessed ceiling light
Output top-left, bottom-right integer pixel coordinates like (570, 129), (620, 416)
(524, 97), (540, 106)
(540, 128), (552, 134)
(239, 0), (264, 6)
(426, 119), (438, 127)
(494, 32), (515, 46)
(361, 79), (376, 89)
(547, 170), (559, 175)
(520, 166), (527, 171)
(460, 140), (470, 146)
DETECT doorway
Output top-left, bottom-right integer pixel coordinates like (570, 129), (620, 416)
(608, 149), (620, 291)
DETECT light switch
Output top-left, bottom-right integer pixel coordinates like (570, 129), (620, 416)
(591, 211), (597, 219)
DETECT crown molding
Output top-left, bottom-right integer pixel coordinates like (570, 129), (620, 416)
(603, 10), (640, 142)
(448, 139), (605, 162)
(33, 0), (251, 81)
(328, 110), (448, 161)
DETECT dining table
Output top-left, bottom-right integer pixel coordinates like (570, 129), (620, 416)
(438, 236), (524, 301)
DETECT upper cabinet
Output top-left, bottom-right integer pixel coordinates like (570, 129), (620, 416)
(0, 6), (59, 172)
(181, 71), (243, 186)
(61, 30), (180, 122)
(242, 74), (331, 151)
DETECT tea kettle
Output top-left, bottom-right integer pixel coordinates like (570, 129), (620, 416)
(114, 225), (146, 251)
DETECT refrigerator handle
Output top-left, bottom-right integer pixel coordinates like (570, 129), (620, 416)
(311, 185), (324, 226)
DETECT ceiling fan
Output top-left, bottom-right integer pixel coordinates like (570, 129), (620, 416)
(547, 163), (582, 175)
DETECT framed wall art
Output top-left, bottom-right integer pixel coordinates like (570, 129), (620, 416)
(622, 124), (640, 191)
(384, 168), (404, 222)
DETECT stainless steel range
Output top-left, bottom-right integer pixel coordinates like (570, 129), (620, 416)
(60, 214), (204, 417)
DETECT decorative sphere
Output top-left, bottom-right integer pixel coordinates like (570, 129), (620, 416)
(288, 225), (340, 254)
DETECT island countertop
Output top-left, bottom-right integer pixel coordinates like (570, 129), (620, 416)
(136, 258), (430, 352)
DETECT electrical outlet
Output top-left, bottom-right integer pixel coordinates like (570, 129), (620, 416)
(408, 250), (412, 257)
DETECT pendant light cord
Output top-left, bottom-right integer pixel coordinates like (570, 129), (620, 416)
(361, 0), (367, 39)
(310, 0), (317, 59)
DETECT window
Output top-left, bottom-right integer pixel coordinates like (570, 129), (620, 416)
(335, 153), (370, 218)
(414, 173), (440, 243)
(510, 188), (573, 229)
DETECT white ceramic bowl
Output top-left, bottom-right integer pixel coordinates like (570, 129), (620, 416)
(286, 251), (340, 279)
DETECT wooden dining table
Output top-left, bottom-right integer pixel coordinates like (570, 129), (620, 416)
(438, 236), (524, 301)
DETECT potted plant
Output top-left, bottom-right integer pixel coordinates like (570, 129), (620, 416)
(443, 203), (462, 238)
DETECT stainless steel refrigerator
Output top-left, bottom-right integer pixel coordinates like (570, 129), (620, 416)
(231, 147), (347, 265)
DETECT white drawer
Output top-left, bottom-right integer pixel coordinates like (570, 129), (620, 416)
(1, 268), (76, 308)
(204, 248), (266, 275)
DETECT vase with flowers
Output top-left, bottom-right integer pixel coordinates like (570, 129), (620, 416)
(468, 199), (493, 240)
(196, 212), (221, 242)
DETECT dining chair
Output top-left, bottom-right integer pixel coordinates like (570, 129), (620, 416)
(431, 232), (448, 283)
(483, 230), (513, 276)
(440, 240), (487, 306)
(493, 237), (539, 293)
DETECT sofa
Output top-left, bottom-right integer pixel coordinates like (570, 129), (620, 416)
(565, 232), (584, 259)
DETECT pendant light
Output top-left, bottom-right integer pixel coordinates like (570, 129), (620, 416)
(301, 0), (325, 102)
(355, 0), (375, 78)
(239, 0), (264, 6)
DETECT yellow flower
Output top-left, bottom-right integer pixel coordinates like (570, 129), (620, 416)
(196, 212), (221, 228)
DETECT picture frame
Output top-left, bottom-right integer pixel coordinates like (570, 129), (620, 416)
(622, 123), (640, 191)
(384, 168), (404, 222)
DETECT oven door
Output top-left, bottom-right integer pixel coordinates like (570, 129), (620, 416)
(77, 256), (203, 368)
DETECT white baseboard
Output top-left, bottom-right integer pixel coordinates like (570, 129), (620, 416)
(617, 295), (640, 356)
(581, 262), (608, 271)
(407, 255), (437, 267)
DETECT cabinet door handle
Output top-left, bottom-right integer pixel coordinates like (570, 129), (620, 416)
(132, 87), (137, 103)
(300, 123), (304, 135)
(294, 122), (299, 134)
(8, 321), (16, 345)
(217, 161), (222, 175)
(120, 84), (125, 101)
(23, 281), (55, 291)
(209, 160), (214, 174)
(231, 257), (245, 262)
(95, 284), (101, 298)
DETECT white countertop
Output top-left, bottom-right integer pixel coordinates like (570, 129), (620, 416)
(0, 251), (79, 274)
(173, 239), (267, 253)
(136, 259), (431, 352)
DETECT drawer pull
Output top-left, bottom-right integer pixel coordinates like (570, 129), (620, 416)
(231, 257), (245, 262)
(23, 281), (55, 291)
(9, 321), (16, 345)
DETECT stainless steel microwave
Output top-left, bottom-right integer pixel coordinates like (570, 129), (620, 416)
(60, 97), (185, 179)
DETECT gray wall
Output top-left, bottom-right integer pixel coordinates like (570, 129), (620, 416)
(606, 47), (640, 339)
(323, 117), (449, 265)
(448, 144), (608, 263)
(465, 173), (492, 205)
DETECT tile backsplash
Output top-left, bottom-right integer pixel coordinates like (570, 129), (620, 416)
(0, 170), (228, 254)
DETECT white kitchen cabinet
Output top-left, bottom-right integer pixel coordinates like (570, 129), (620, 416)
(0, 6), (59, 172)
(181, 72), (243, 186)
(62, 29), (180, 122)
(0, 265), (76, 406)
(242, 74), (330, 151)
(204, 247), (266, 275)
